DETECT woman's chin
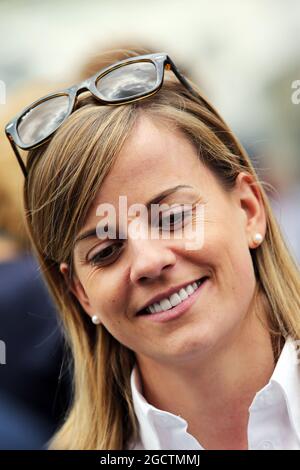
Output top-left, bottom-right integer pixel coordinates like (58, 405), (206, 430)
(156, 327), (220, 364)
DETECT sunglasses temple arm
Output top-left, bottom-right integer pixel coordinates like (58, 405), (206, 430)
(167, 58), (219, 116)
(167, 58), (198, 95)
(8, 137), (28, 178)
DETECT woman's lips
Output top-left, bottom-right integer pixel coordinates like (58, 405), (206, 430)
(136, 276), (206, 316)
(136, 276), (209, 323)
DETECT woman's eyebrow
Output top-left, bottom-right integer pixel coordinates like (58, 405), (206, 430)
(74, 184), (194, 246)
(144, 184), (194, 207)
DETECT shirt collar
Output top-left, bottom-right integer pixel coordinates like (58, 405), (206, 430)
(130, 363), (200, 449)
(130, 336), (300, 448)
(130, 364), (188, 449)
(270, 336), (300, 438)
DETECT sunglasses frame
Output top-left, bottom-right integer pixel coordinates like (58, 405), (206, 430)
(5, 52), (203, 178)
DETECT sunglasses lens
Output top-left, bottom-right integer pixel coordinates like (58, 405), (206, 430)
(96, 61), (158, 101)
(17, 95), (70, 146)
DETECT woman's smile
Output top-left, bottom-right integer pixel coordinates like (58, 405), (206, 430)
(136, 275), (210, 323)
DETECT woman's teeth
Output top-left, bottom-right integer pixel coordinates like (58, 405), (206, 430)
(145, 278), (204, 314)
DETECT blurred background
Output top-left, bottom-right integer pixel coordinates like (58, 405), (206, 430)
(0, 0), (299, 449)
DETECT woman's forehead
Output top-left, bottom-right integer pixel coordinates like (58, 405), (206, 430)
(90, 116), (203, 207)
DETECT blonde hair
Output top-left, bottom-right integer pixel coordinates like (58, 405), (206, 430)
(23, 74), (300, 449)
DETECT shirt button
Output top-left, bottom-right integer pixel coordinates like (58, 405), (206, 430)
(258, 441), (274, 450)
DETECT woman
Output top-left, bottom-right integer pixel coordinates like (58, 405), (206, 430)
(5, 51), (300, 450)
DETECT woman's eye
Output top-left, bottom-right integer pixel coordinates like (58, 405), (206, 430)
(159, 208), (192, 231)
(88, 243), (123, 267)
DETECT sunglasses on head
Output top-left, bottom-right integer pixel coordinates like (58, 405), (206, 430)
(5, 52), (208, 178)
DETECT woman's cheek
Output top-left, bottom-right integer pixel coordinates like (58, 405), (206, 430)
(98, 290), (126, 323)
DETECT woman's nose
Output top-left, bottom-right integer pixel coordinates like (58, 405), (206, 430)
(129, 239), (176, 284)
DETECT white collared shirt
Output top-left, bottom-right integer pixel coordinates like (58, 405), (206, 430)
(128, 337), (300, 450)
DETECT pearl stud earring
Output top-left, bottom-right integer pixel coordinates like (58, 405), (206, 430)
(253, 232), (263, 245)
(91, 315), (101, 325)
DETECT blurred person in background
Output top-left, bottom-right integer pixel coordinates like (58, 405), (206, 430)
(0, 85), (70, 449)
(254, 147), (300, 266)
(269, 173), (300, 267)
(5, 48), (300, 451)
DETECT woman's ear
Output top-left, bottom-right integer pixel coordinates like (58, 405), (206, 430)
(233, 172), (267, 249)
(59, 262), (97, 319)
